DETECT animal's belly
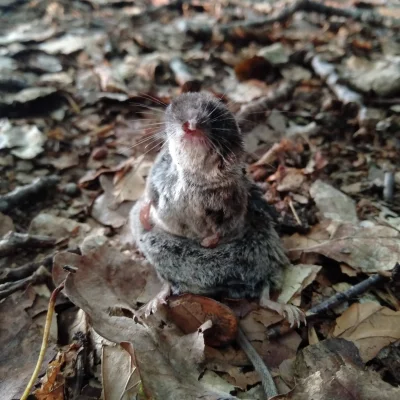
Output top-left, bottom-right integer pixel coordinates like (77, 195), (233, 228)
(151, 204), (205, 239)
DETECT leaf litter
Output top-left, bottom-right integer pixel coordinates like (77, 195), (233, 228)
(0, 0), (400, 399)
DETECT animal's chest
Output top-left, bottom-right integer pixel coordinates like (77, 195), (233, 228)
(157, 185), (218, 237)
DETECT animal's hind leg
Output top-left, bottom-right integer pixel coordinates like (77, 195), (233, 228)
(259, 284), (306, 328)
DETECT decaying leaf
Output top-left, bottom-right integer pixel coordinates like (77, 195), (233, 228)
(332, 302), (400, 362)
(29, 213), (103, 248)
(285, 220), (400, 273)
(276, 339), (400, 399)
(34, 352), (66, 400)
(168, 294), (238, 347)
(0, 119), (46, 159)
(310, 180), (358, 223)
(102, 345), (140, 400)
(62, 237), (238, 399)
(277, 264), (322, 305)
(113, 158), (153, 203)
(343, 56), (400, 97)
(0, 288), (57, 400)
(91, 175), (134, 228)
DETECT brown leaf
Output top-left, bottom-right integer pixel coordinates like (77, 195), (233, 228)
(310, 180), (358, 223)
(235, 56), (278, 82)
(168, 294), (238, 347)
(276, 339), (400, 399)
(102, 345), (140, 400)
(0, 288), (57, 400)
(34, 352), (66, 400)
(332, 302), (400, 362)
(277, 264), (322, 305)
(49, 152), (79, 170)
(284, 220), (400, 273)
(62, 238), (237, 399)
(91, 175), (134, 228)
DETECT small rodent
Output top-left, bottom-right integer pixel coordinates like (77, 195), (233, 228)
(130, 92), (305, 397)
(139, 92), (248, 249)
(130, 92), (304, 324)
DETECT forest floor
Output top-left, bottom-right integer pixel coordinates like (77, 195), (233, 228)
(1, 1), (400, 399)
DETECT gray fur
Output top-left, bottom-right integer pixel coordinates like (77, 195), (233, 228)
(130, 92), (289, 299)
(131, 186), (287, 298)
(146, 92), (248, 242)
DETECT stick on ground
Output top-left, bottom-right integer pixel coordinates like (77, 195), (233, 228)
(0, 175), (59, 213)
(267, 273), (387, 339)
(216, 0), (397, 38)
(0, 232), (56, 257)
(20, 281), (65, 400)
(237, 80), (297, 132)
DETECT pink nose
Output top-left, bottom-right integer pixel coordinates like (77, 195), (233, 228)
(183, 121), (196, 134)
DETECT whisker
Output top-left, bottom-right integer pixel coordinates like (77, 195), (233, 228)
(138, 92), (168, 107)
(127, 103), (165, 114)
(128, 132), (164, 150)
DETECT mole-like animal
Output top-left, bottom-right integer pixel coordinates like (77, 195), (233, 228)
(130, 92), (304, 327)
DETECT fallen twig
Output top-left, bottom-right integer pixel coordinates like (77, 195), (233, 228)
(310, 54), (364, 106)
(0, 247), (79, 284)
(20, 281), (65, 400)
(0, 232), (56, 257)
(237, 80), (296, 132)
(215, 0), (397, 38)
(0, 266), (49, 300)
(131, 0), (184, 23)
(0, 255), (52, 284)
(383, 171), (395, 202)
(0, 175), (59, 213)
(267, 273), (387, 339)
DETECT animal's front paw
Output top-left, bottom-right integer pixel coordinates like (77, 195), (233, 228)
(139, 201), (153, 231)
(260, 299), (306, 328)
(201, 233), (220, 248)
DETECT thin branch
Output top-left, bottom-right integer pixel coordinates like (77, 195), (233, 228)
(0, 175), (59, 213)
(237, 80), (297, 132)
(0, 265), (49, 300)
(383, 171), (395, 202)
(267, 273), (387, 339)
(216, 0), (397, 37)
(0, 232), (56, 257)
(20, 281), (65, 400)
(0, 247), (80, 284)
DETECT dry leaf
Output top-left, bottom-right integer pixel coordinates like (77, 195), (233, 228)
(332, 302), (400, 362)
(34, 352), (66, 400)
(235, 56), (279, 82)
(113, 159), (153, 203)
(0, 288), (57, 400)
(0, 119), (46, 159)
(285, 220), (400, 273)
(102, 345), (140, 400)
(275, 339), (400, 399)
(168, 294), (238, 347)
(277, 264), (322, 305)
(91, 175), (134, 228)
(310, 180), (358, 223)
(62, 237), (238, 399)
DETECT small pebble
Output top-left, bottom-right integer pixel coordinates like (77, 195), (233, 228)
(63, 182), (80, 197)
(91, 146), (108, 160)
